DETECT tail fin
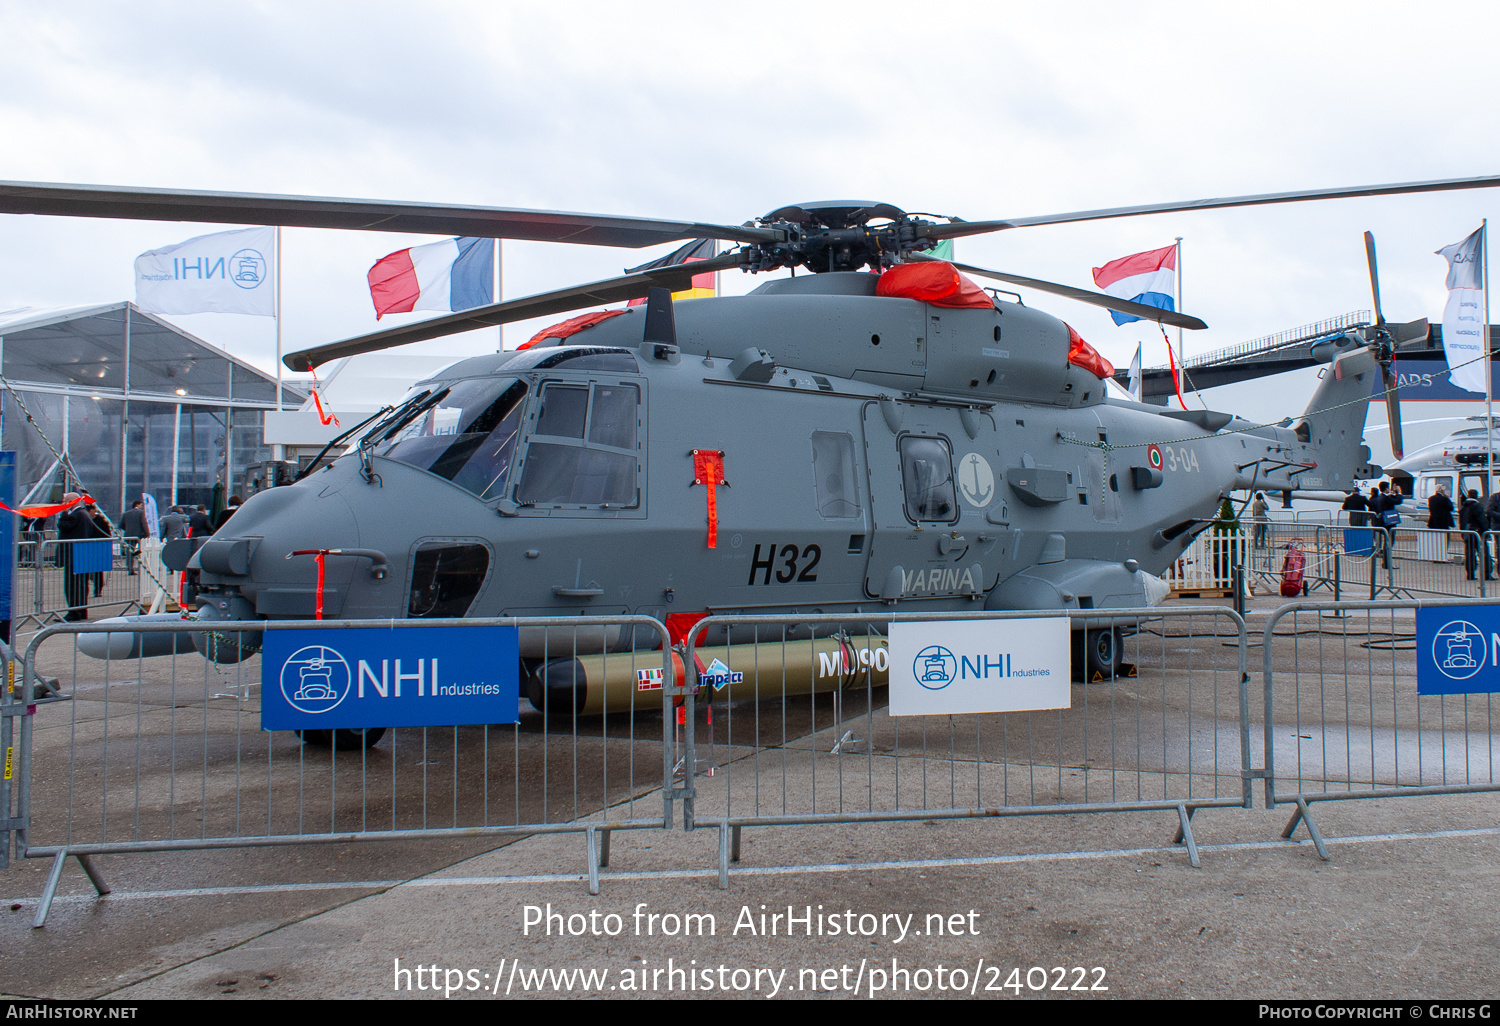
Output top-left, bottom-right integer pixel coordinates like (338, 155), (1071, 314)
(1291, 345), (1382, 484)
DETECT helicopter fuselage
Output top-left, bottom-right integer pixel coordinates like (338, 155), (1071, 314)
(186, 271), (1380, 659)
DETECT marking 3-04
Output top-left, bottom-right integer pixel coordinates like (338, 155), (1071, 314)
(1159, 446), (1200, 473)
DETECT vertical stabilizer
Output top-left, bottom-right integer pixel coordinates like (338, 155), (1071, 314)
(1291, 346), (1382, 482)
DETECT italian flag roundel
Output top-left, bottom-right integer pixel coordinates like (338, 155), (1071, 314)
(1147, 444), (1163, 470)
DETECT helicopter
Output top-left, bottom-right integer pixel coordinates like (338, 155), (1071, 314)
(1, 175), (1496, 719)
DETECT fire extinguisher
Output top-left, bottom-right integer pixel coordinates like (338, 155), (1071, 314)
(1280, 542), (1306, 598)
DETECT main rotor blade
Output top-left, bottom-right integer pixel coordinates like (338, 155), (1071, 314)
(284, 250), (743, 372)
(909, 253), (1208, 330)
(0, 181), (783, 249)
(916, 173), (1500, 239)
(1365, 231), (1385, 326)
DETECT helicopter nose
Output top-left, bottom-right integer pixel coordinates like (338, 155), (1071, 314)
(214, 481), (364, 617)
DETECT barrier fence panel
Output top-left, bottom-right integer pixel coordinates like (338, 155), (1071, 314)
(1261, 599), (1500, 860)
(12, 614), (676, 924)
(13, 538), (143, 636)
(1386, 529), (1488, 599)
(1248, 523), (1347, 598)
(1, 636), (18, 873)
(1244, 525), (1492, 602)
(682, 607), (1249, 885)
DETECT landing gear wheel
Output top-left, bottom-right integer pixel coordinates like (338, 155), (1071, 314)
(297, 727), (387, 750)
(1084, 627), (1123, 681)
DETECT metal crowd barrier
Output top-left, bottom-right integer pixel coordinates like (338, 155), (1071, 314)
(1385, 528), (1490, 599)
(682, 607), (1251, 885)
(13, 537), (143, 636)
(0, 634), (19, 873)
(1246, 524), (1493, 602)
(1248, 523), (1344, 598)
(10, 615), (677, 924)
(1261, 599), (1500, 859)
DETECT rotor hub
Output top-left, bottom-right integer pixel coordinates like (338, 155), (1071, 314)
(745, 200), (936, 274)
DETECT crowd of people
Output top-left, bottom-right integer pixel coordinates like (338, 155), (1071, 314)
(32, 492), (243, 622)
(1248, 481), (1500, 581)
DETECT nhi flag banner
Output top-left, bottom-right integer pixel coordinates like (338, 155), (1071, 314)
(135, 226), (276, 316)
(1436, 226), (1488, 395)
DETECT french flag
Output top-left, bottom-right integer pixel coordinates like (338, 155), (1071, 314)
(367, 237), (494, 319)
(1091, 244), (1176, 326)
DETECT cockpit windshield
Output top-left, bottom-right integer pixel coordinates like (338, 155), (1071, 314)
(374, 376), (527, 501)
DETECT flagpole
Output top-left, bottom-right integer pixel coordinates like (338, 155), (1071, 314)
(275, 225), (283, 414)
(1485, 220), (1493, 496)
(1175, 236), (1184, 401)
(273, 225), (284, 464)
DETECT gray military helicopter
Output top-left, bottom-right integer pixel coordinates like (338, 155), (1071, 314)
(2, 175), (1495, 721)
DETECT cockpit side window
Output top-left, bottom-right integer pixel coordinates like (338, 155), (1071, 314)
(515, 380), (642, 509)
(376, 377), (527, 502)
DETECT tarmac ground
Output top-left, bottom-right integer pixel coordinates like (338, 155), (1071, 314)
(2, 594), (1497, 1001)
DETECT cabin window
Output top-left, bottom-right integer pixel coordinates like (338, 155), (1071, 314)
(1459, 472), (1494, 499)
(408, 541), (490, 618)
(811, 431), (861, 518)
(1418, 474), (1456, 500)
(900, 436), (958, 523)
(515, 381), (641, 508)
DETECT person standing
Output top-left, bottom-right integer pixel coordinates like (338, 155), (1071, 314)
(189, 505), (215, 536)
(215, 494), (242, 532)
(1427, 482), (1456, 565)
(1250, 491), (1270, 548)
(1461, 489), (1492, 580)
(1428, 483), (1455, 530)
(119, 499), (147, 575)
(1371, 482), (1398, 570)
(160, 506), (188, 541)
(57, 492), (111, 621)
(1341, 488), (1370, 527)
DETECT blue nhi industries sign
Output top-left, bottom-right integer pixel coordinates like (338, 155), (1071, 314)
(1417, 608), (1500, 696)
(260, 624), (519, 729)
(887, 618), (1071, 716)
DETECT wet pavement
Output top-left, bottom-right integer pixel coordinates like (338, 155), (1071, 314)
(2, 593), (1498, 1000)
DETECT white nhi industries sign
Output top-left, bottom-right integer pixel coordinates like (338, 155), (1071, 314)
(888, 618), (1071, 716)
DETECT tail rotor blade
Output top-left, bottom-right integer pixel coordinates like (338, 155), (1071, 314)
(1383, 361), (1405, 460)
(1391, 317), (1429, 344)
(1364, 231), (1386, 326)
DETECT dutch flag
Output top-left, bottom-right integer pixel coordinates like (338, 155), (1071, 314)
(367, 237), (495, 319)
(1091, 244), (1176, 326)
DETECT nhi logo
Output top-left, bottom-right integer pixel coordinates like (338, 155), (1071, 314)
(913, 645), (957, 690)
(230, 248), (267, 288)
(1432, 620), (1486, 681)
(280, 645), (352, 714)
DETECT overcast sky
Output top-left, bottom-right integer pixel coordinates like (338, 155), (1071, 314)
(3, 1), (1499, 425)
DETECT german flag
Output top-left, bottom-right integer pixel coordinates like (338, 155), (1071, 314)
(626, 239), (716, 304)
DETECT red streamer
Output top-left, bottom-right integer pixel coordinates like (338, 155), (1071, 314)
(1161, 326), (1190, 411)
(309, 369), (340, 427)
(691, 450), (727, 549)
(0, 495), (93, 519)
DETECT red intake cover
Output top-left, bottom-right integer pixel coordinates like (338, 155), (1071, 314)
(875, 261), (993, 309)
